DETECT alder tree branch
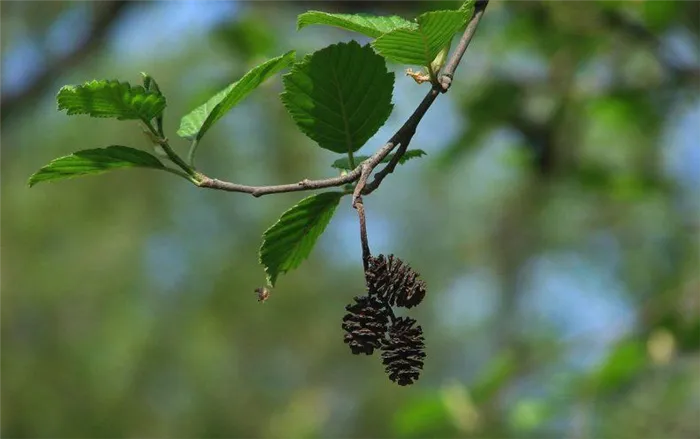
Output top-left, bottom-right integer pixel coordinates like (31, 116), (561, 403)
(188, 1), (489, 199)
(1, 1), (130, 123)
(197, 141), (397, 197)
(440, 0), (489, 91)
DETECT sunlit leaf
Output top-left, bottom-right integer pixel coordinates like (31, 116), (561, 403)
(259, 192), (344, 286)
(57, 80), (166, 121)
(28, 146), (165, 187)
(331, 149), (427, 170)
(372, 10), (469, 66)
(297, 11), (415, 38)
(281, 41), (394, 154)
(177, 51), (296, 141)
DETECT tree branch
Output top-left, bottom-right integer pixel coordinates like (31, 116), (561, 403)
(440, 0), (489, 92)
(356, 199), (371, 271)
(197, 141), (396, 197)
(1, 1), (130, 123)
(194, 1), (489, 199)
(362, 0), (489, 194)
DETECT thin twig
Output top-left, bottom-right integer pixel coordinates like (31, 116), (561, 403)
(362, 138), (411, 196)
(198, 141), (396, 197)
(352, 163), (372, 208)
(352, 160), (373, 270)
(440, 0), (489, 92)
(189, 2), (489, 198)
(356, 199), (371, 272)
(143, 121), (198, 179)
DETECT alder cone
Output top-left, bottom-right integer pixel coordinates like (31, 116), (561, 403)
(342, 295), (389, 355)
(365, 254), (426, 308)
(381, 316), (426, 386)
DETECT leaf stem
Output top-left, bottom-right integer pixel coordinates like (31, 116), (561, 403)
(347, 150), (356, 170)
(162, 166), (200, 184)
(187, 138), (200, 167)
(143, 120), (199, 180)
(428, 66), (438, 87)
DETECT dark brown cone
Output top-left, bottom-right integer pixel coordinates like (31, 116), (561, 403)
(342, 295), (389, 355)
(381, 316), (426, 386)
(365, 254), (426, 308)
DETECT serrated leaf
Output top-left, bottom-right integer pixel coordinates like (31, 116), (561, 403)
(281, 41), (394, 154)
(57, 80), (166, 121)
(372, 10), (469, 66)
(331, 149), (427, 170)
(259, 192), (343, 286)
(28, 145), (165, 187)
(297, 11), (416, 38)
(140, 72), (162, 95)
(459, 0), (476, 13)
(177, 51), (296, 141)
(141, 72), (165, 135)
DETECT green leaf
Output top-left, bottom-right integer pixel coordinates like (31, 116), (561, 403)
(57, 80), (166, 121)
(281, 41), (394, 154)
(28, 146), (165, 187)
(259, 192), (343, 286)
(590, 340), (647, 394)
(140, 72), (162, 95)
(177, 50), (296, 141)
(297, 11), (415, 38)
(459, 0), (476, 13)
(141, 72), (165, 135)
(372, 10), (469, 66)
(331, 149), (427, 170)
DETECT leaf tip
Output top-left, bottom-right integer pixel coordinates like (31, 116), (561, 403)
(265, 272), (277, 288)
(27, 167), (49, 187)
(296, 13), (306, 31)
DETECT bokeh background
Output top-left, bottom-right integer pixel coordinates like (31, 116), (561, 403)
(2, 1), (699, 437)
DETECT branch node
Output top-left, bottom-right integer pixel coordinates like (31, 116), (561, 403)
(352, 164), (371, 209)
(439, 74), (453, 92)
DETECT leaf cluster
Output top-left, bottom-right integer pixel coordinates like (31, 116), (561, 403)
(29, 1), (475, 288)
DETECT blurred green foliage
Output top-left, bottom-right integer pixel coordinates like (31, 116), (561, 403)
(2, 1), (699, 438)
